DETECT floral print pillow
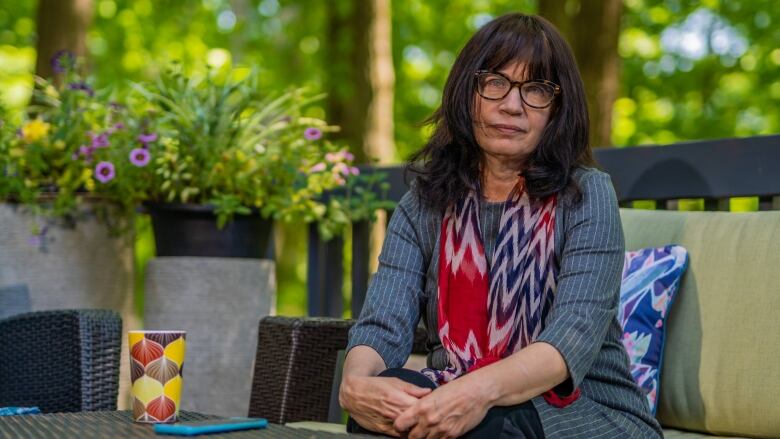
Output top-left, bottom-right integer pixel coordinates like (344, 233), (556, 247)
(618, 245), (689, 414)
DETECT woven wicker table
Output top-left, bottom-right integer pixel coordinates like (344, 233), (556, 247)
(0, 411), (370, 438)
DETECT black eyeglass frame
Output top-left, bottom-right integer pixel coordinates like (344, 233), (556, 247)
(474, 70), (561, 108)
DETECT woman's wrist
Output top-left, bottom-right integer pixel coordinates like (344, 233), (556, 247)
(343, 345), (387, 378)
(468, 366), (504, 408)
(339, 375), (360, 404)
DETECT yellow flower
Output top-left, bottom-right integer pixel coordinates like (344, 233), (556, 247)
(21, 119), (51, 143)
(53, 140), (66, 150)
(82, 169), (95, 191)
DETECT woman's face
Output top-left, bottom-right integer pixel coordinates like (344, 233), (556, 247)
(472, 61), (553, 168)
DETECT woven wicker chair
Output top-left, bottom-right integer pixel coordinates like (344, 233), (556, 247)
(248, 316), (427, 424)
(0, 309), (122, 413)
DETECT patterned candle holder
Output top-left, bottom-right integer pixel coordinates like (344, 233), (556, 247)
(128, 330), (186, 423)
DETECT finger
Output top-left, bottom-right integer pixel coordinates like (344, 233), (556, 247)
(380, 393), (420, 419)
(434, 426), (456, 439)
(402, 383), (433, 398)
(379, 424), (402, 438)
(409, 423), (429, 439)
(394, 406), (419, 432)
(427, 427), (448, 439)
(355, 415), (399, 437)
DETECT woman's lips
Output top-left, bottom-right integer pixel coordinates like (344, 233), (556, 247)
(489, 124), (526, 135)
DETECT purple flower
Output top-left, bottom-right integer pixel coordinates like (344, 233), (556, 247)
(90, 132), (110, 148)
(334, 162), (350, 177)
(51, 50), (75, 74)
(78, 145), (94, 163)
(67, 81), (94, 97)
(349, 166), (360, 176)
(95, 161), (115, 183)
(344, 151), (355, 162)
(112, 123), (125, 131)
(304, 128), (322, 141)
(137, 133), (158, 145)
(129, 148), (151, 167)
(79, 144), (95, 158)
(309, 162), (327, 173)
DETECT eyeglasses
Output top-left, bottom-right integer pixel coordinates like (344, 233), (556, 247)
(474, 70), (561, 108)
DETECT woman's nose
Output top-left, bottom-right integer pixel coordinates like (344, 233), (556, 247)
(499, 86), (525, 115)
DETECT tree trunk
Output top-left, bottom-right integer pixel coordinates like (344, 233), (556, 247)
(323, 0), (396, 298)
(366, 0), (395, 164)
(324, 1), (371, 163)
(538, 0), (622, 148)
(367, 0), (395, 275)
(324, 0), (395, 163)
(34, 0), (93, 79)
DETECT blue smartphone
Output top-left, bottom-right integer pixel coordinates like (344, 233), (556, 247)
(153, 417), (268, 436)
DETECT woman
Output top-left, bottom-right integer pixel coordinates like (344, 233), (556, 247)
(339, 13), (662, 439)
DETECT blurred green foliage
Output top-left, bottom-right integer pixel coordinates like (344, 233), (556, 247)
(1, 0), (777, 316)
(2, 1), (777, 151)
(614, 0), (780, 146)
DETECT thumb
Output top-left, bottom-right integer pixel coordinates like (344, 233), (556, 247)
(402, 383), (433, 398)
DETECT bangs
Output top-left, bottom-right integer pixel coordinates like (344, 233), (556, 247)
(479, 18), (554, 81)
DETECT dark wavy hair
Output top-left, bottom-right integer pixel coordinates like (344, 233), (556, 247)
(407, 13), (594, 212)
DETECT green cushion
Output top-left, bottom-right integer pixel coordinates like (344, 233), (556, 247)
(663, 428), (748, 439)
(620, 209), (780, 438)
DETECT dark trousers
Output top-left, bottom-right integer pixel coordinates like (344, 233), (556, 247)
(347, 368), (545, 438)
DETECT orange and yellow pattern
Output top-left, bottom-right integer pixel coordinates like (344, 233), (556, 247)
(128, 331), (186, 423)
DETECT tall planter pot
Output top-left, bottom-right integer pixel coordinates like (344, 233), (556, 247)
(0, 201), (138, 410)
(144, 257), (275, 417)
(146, 203), (273, 258)
(142, 203), (276, 416)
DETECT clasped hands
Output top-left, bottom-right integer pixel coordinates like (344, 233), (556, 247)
(339, 373), (492, 439)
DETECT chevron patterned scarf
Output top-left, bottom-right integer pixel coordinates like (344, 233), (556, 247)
(428, 177), (579, 407)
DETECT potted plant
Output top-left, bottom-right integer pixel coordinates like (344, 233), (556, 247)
(0, 52), (137, 330)
(2, 58), (391, 258)
(113, 65), (385, 258)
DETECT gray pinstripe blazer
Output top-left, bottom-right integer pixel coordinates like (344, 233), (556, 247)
(347, 167), (663, 438)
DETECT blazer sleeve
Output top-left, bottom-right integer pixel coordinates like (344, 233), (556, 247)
(534, 171), (625, 391)
(346, 190), (427, 369)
